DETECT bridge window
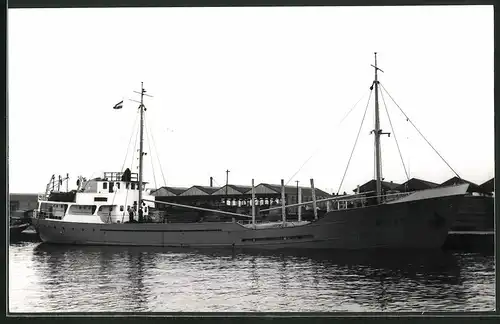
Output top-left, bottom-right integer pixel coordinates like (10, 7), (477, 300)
(69, 205), (96, 215)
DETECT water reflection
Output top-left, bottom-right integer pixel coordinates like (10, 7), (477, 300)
(8, 243), (494, 312)
(32, 244), (155, 312)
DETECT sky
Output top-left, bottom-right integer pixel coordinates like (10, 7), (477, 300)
(8, 5), (494, 194)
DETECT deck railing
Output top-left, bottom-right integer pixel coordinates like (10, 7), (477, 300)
(103, 172), (139, 182)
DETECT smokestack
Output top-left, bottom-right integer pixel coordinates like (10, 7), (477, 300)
(210, 177), (213, 187)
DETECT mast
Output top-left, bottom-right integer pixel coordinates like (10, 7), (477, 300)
(371, 52), (387, 203)
(138, 82), (145, 222)
(133, 82), (152, 222)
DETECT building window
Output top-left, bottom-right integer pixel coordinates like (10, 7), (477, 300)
(131, 183), (136, 190)
(103, 182), (108, 190)
(116, 183), (120, 189)
(126, 183), (130, 189)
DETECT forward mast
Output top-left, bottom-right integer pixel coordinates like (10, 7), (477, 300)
(371, 52), (390, 202)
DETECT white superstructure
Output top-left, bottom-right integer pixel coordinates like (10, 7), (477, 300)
(37, 171), (155, 224)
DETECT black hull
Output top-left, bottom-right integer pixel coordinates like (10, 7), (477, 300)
(34, 187), (466, 249)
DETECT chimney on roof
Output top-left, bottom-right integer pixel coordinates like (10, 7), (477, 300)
(210, 177), (213, 187)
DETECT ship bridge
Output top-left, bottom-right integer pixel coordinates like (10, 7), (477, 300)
(80, 170), (149, 194)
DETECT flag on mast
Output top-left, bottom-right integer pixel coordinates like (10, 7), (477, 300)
(113, 100), (123, 109)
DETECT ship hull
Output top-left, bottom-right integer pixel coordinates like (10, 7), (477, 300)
(34, 185), (466, 250)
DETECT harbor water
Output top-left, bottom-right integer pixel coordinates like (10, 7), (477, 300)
(9, 240), (495, 313)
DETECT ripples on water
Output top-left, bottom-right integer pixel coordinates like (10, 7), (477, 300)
(8, 242), (495, 313)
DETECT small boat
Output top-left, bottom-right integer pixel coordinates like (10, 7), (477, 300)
(10, 222), (31, 236)
(10, 210), (32, 240)
(33, 55), (469, 249)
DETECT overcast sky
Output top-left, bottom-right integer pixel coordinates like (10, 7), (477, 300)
(8, 5), (493, 194)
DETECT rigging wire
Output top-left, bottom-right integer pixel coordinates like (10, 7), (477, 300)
(144, 119), (158, 190)
(338, 91), (370, 126)
(122, 118), (141, 221)
(120, 109), (140, 173)
(336, 89), (373, 195)
(284, 90), (370, 186)
(78, 108), (138, 194)
(131, 117), (140, 172)
(379, 83), (410, 182)
(379, 83), (462, 179)
(146, 117), (168, 188)
(104, 109), (141, 223)
(116, 108), (141, 222)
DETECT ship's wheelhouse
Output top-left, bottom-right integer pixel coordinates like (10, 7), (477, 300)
(79, 171), (148, 194)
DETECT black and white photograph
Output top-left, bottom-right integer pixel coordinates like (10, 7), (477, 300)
(7, 4), (494, 313)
